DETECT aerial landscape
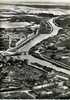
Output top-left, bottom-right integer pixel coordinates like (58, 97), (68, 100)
(1, 1), (70, 99)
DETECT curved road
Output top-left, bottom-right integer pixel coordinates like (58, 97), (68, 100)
(18, 18), (61, 52)
(3, 17), (70, 75)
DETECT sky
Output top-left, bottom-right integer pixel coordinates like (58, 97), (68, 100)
(0, 0), (70, 3)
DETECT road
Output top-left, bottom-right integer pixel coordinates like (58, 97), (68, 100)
(3, 17), (70, 75)
(18, 17), (70, 75)
(18, 18), (61, 52)
(17, 17), (70, 75)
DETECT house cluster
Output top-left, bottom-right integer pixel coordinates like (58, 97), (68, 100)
(0, 23), (40, 50)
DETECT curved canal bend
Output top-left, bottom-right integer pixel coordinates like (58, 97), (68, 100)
(3, 17), (70, 75)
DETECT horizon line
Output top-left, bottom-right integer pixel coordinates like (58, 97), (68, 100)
(0, 1), (70, 4)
